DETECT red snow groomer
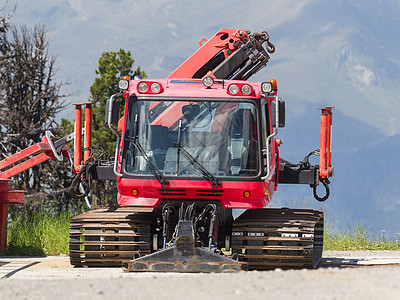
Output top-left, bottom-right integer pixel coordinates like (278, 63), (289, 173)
(67, 29), (333, 272)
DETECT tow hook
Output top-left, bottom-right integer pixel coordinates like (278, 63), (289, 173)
(312, 178), (330, 202)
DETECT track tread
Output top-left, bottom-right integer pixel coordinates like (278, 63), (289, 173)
(69, 206), (154, 267)
(232, 208), (324, 270)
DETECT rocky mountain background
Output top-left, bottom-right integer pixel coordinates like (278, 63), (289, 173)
(7, 0), (400, 237)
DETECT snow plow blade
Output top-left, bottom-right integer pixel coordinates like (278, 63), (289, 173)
(123, 223), (245, 273)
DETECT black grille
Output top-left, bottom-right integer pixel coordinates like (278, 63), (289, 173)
(196, 189), (223, 197)
(158, 189), (186, 196)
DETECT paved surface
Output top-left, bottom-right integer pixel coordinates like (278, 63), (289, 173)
(0, 251), (399, 299)
(1, 250), (400, 279)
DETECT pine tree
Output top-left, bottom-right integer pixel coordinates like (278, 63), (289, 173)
(90, 49), (147, 158)
(86, 49), (146, 205)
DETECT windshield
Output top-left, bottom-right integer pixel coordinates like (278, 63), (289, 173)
(123, 98), (259, 178)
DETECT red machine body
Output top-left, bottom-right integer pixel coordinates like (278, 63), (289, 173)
(70, 28), (334, 271)
(114, 79), (278, 209)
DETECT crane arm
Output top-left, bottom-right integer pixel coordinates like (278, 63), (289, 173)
(150, 28), (275, 128)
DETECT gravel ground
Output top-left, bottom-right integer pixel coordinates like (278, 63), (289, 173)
(0, 251), (399, 300)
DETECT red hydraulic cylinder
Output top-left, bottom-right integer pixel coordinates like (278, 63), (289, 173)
(320, 112), (327, 173)
(327, 109), (333, 169)
(73, 104), (83, 173)
(84, 103), (93, 163)
(319, 106), (334, 179)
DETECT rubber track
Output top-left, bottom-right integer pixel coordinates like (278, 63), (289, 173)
(231, 208), (323, 270)
(69, 206), (154, 267)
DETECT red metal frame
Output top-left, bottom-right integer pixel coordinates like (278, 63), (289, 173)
(0, 138), (60, 251)
(0, 130), (71, 180)
(0, 143), (52, 178)
(0, 179), (24, 251)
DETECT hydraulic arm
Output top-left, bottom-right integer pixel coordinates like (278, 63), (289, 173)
(168, 29), (275, 79)
(149, 29), (275, 129)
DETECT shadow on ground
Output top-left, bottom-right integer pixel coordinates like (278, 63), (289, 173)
(0, 245), (46, 257)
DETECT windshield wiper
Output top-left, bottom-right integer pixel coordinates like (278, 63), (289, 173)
(125, 136), (168, 186)
(172, 142), (221, 195)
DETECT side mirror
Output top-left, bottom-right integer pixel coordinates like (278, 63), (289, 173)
(105, 97), (121, 126)
(270, 99), (285, 128)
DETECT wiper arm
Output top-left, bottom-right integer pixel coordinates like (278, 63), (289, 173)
(126, 136), (169, 186)
(173, 142), (221, 195)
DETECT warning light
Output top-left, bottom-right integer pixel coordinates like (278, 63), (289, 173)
(132, 188), (139, 197)
(270, 79), (278, 91)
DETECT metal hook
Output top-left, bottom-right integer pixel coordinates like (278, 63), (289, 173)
(313, 178), (330, 202)
(266, 40), (276, 54)
(261, 31), (275, 53)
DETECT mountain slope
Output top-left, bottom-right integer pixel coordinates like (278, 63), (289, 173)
(9, 0), (400, 135)
(5, 0), (400, 235)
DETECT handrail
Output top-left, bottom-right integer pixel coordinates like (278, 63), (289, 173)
(107, 93), (124, 177)
(261, 95), (280, 180)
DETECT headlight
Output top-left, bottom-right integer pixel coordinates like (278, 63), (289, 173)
(150, 82), (161, 93)
(261, 82), (272, 93)
(137, 81), (163, 94)
(241, 84), (252, 95)
(228, 84), (239, 95)
(119, 79), (129, 90)
(202, 76), (214, 88)
(138, 82), (148, 93)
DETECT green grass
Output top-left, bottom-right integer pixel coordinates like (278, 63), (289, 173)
(324, 225), (400, 251)
(2, 211), (70, 256)
(2, 212), (400, 256)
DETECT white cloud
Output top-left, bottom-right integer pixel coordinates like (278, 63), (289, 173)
(68, 0), (89, 20)
(354, 64), (377, 86)
(166, 22), (177, 30)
